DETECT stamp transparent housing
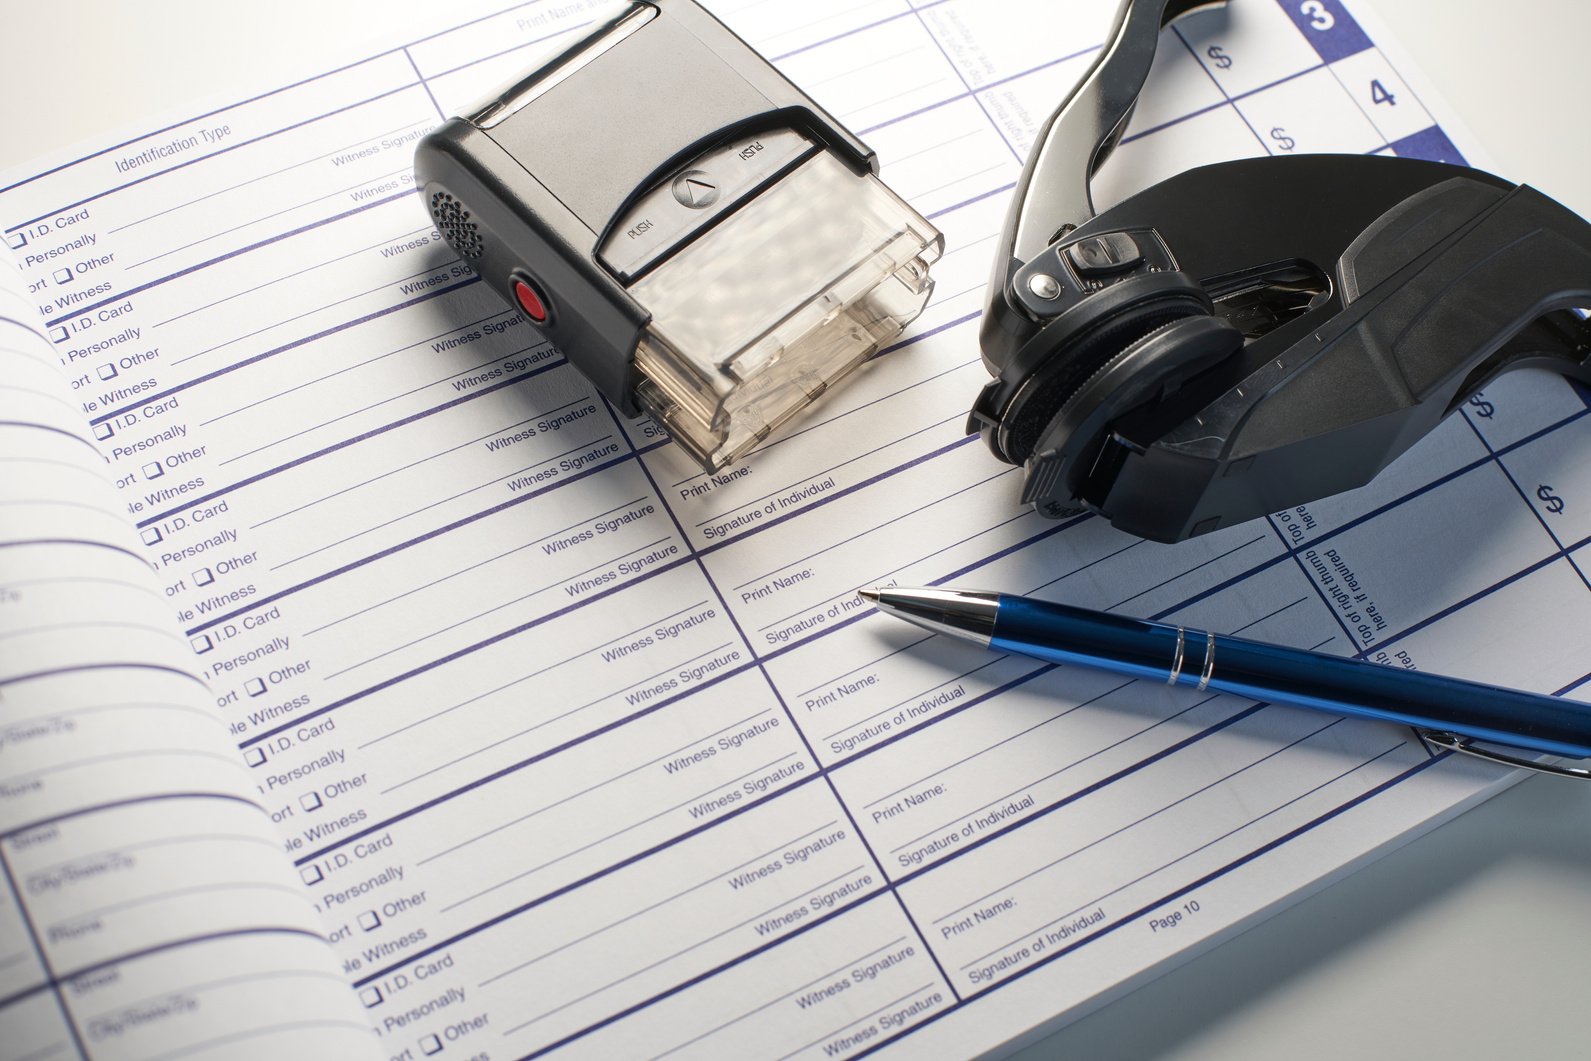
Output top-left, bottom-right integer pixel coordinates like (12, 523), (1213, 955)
(630, 151), (943, 471)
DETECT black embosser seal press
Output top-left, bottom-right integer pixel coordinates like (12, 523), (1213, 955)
(414, 0), (942, 472)
(970, 0), (1591, 542)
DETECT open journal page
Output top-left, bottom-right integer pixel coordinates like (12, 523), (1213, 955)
(0, 268), (380, 1057)
(3, 1), (1589, 1059)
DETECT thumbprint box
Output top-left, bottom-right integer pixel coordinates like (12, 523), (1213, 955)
(190, 634), (213, 654)
(358, 911), (382, 931)
(300, 865), (324, 885)
(93, 422), (115, 440)
(299, 791), (323, 811)
(359, 986), (383, 1008)
(140, 526), (163, 545)
(421, 1034), (443, 1055)
(243, 747), (267, 768)
(245, 677), (267, 697)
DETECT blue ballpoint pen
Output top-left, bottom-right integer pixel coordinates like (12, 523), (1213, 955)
(859, 586), (1591, 780)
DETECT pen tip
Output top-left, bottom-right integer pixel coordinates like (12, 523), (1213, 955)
(857, 587), (881, 604)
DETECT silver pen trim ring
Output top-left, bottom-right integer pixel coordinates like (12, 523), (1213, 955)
(1197, 632), (1216, 691)
(1167, 626), (1185, 685)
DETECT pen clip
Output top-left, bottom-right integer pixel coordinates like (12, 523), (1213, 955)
(1417, 730), (1591, 781)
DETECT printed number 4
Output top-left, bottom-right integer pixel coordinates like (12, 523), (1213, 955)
(1371, 79), (1397, 106)
(1300, 0), (1334, 30)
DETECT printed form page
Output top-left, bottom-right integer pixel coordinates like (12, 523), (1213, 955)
(0, 251), (380, 1053)
(4, 1), (1590, 1058)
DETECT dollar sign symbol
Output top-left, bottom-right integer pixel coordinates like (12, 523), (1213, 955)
(1468, 394), (1495, 418)
(1270, 127), (1296, 151)
(1207, 46), (1233, 69)
(1537, 485), (1565, 514)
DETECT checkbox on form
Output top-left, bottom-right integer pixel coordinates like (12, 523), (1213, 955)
(243, 747), (266, 767)
(141, 461), (163, 480)
(421, 1034), (443, 1055)
(97, 362), (118, 381)
(245, 677), (267, 697)
(194, 567), (214, 585)
(300, 865), (323, 886)
(140, 526), (163, 545)
(358, 910), (382, 931)
(53, 267), (71, 284)
(300, 791), (322, 811)
(359, 986), (383, 1008)
(190, 634), (212, 654)
(93, 422), (114, 440)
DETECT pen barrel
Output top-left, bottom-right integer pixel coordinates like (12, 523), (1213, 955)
(1201, 639), (1591, 759)
(991, 595), (1591, 759)
(992, 595), (1184, 682)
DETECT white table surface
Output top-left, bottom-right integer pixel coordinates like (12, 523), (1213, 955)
(2, 3), (1588, 1059)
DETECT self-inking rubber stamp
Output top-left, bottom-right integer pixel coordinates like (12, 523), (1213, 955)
(415, 0), (942, 471)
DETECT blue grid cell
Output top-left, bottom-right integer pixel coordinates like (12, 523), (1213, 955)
(1389, 125), (1467, 166)
(1275, 0), (1373, 63)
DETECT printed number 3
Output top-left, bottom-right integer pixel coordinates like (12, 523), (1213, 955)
(1300, 0), (1335, 30)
